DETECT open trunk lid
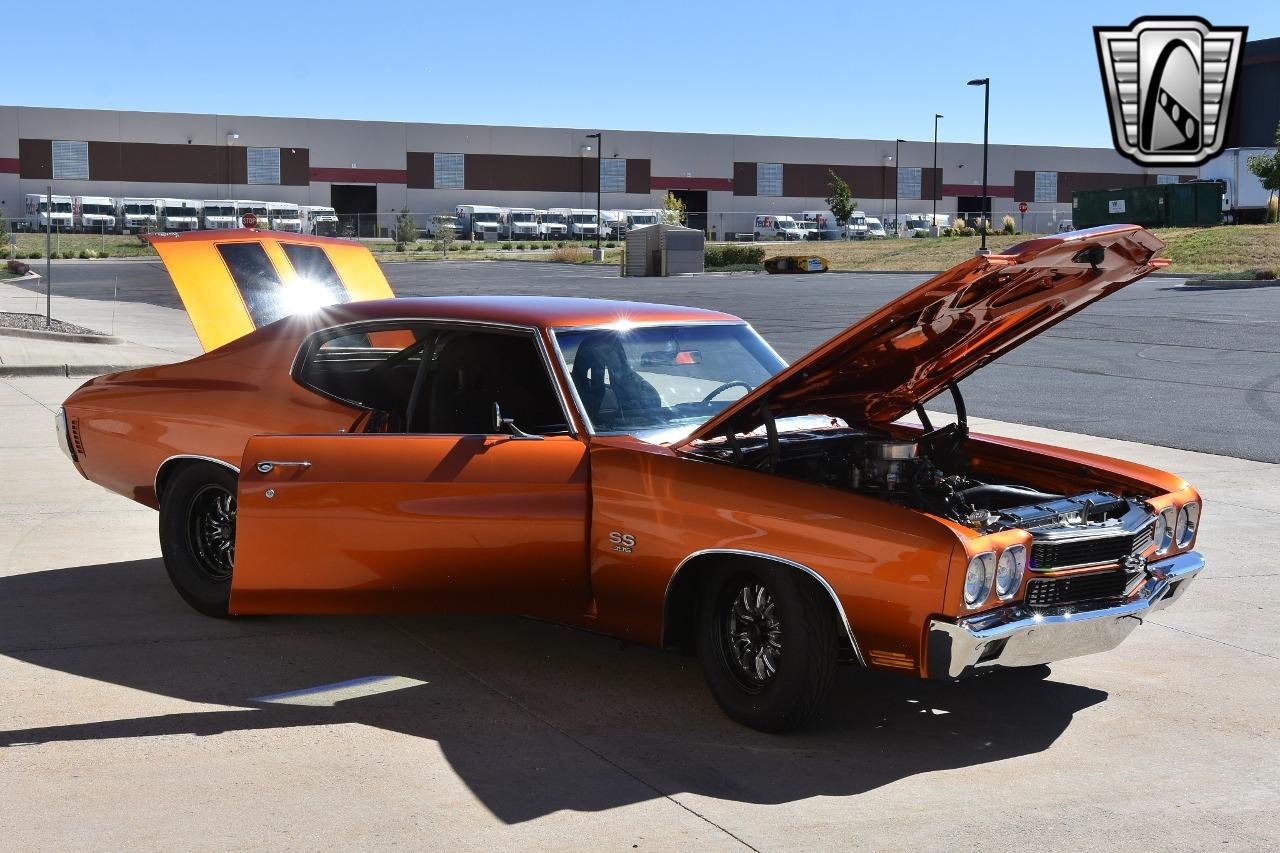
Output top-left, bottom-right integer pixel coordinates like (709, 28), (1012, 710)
(676, 224), (1167, 447)
(147, 229), (394, 352)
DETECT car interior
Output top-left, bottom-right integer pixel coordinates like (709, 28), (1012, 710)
(297, 324), (570, 435)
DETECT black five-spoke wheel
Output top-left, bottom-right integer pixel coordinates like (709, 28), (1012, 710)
(160, 462), (239, 617)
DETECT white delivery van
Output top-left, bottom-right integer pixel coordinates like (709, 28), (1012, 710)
(235, 201), (270, 229)
(864, 217), (886, 239)
(845, 211), (868, 239)
(423, 214), (459, 239)
(562, 208), (599, 240)
(24, 194), (74, 231)
(797, 211), (842, 240)
(900, 214), (933, 237)
(201, 200), (238, 230)
(599, 210), (626, 240)
(158, 199), (201, 232)
(300, 206), (339, 236)
(624, 209), (662, 231)
(1201, 149), (1271, 223)
(267, 202), (302, 232)
(506, 208), (541, 240)
(753, 214), (805, 241)
(455, 205), (505, 240)
(119, 197), (158, 232)
(75, 196), (117, 233)
(539, 209), (569, 240)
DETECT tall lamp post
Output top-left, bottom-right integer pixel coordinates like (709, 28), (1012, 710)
(967, 78), (990, 255)
(894, 138), (904, 237)
(932, 114), (943, 227)
(586, 132), (602, 254)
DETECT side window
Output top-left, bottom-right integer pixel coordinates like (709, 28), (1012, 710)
(296, 324), (569, 435)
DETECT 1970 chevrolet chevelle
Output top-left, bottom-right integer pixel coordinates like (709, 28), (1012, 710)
(58, 225), (1203, 731)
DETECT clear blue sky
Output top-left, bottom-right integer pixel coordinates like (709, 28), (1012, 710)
(18, 1), (1277, 148)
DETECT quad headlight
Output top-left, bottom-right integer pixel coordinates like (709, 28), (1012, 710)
(963, 552), (996, 608)
(1175, 502), (1200, 548)
(1154, 506), (1176, 554)
(995, 544), (1027, 599)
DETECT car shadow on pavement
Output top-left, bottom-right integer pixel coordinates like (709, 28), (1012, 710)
(1, 559), (1107, 823)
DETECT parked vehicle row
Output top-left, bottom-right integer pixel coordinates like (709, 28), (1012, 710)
(20, 194), (336, 235)
(435, 206), (668, 241)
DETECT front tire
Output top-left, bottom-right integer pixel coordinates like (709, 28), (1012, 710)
(696, 563), (837, 732)
(159, 463), (238, 617)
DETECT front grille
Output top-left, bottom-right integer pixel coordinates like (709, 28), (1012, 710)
(1025, 570), (1128, 609)
(1030, 520), (1154, 570)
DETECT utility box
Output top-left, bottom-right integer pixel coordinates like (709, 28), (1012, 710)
(624, 223), (704, 276)
(1072, 182), (1224, 228)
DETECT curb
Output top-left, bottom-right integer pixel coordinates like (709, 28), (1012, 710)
(1180, 279), (1280, 289)
(0, 362), (161, 378)
(0, 326), (125, 344)
(1, 272), (41, 283)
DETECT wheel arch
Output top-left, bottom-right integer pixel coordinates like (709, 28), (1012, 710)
(155, 455), (241, 503)
(661, 549), (865, 666)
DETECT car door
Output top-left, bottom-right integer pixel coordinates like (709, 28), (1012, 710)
(230, 433), (590, 617)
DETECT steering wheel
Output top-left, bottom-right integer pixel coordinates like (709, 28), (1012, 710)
(701, 381), (753, 404)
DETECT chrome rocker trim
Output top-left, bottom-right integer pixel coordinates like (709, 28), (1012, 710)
(927, 551), (1204, 680)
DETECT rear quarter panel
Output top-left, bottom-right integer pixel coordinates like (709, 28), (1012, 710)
(587, 437), (960, 673)
(64, 326), (358, 507)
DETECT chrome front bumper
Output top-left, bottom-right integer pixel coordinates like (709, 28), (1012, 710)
(927, 552), (1204, 679)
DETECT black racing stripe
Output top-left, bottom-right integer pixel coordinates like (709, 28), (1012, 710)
(279, 243), (350, 304)
(216, 242), (288, 328)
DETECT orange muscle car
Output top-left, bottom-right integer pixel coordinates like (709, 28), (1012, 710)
(58, 225), (1203, 731)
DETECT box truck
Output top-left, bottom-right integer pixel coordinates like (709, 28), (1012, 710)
(267, 202), (302, 232)
(300, 206), (339, 236)
(119, 197), (158, 232)
(1200, 148), (1274, 223)
(158, 199), (201, 231)
(24, 194), (74, 231)
(75, 196), (116, 233)
(201, 200), (238, 230)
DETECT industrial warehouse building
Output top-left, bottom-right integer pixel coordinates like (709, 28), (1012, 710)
(0, 103), (1204, 237)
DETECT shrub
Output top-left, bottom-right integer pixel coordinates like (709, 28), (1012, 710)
(7, 259), (31, 275)
(62, 250), (76, 259)
(705, 245), (766, 267)
(458, 243), (472, 252)
(549, 246), (591, 263)
(28, 250), (42, 259)
(0, 248), (8, 259)
(500, 242), (512, 250)
(394, 243), (406, 252)
(1001, 214), (1016, 234)
(912, 230), (928, 238)
(556, 241), (566, 248)
(541, 242), (552, 250)
(605, 241), (617, 249)
(98, 249), (109, 258)
(79, 249), (92, 259)
(1255, 268), (1277, 280)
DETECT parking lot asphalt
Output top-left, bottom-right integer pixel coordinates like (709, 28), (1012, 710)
(17, 258), (1280, 462)
(1, 374), (1276, 851)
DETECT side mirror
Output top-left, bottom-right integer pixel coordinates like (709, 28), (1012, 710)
(492, 402), (542, 440)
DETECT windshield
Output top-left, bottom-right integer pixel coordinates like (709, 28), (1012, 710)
(166, 208), (197, 218)
(543, 214), (567, 224)
(205, 206), (234, 217)
(38, 202), (73, 213)
(244, 206), (268, 216)
(630, 215), (656, 224)
(124, 203), (156, 215)
(571, 214), (597, 224)
(554, 324), (785, 442)
(511, 213), (537, 222)
(473, 212), (500, 223)
(906, 219), (928, 229)
(271, 209), (299, 218)
(81, 204), (113, 216)
(312, 208), (336, 217)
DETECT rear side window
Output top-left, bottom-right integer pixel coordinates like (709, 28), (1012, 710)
(216, 243), (287, 327)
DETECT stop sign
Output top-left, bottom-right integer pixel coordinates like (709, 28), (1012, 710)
(241, 212), (258, 228)
(1018, 202), (1028, 214)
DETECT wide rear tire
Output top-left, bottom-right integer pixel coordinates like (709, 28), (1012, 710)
(159, 463), (238, 617)
(697, 562), (837, 732)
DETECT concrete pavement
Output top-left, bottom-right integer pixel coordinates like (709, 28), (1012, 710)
(1, 374), (1276, 851)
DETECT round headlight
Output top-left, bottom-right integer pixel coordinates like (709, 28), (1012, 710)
(963, 553), (994, 607)
(1155, 507), (1175, 554)
(1175, 502), (1200, 548)
(995, 545), (1027, 599)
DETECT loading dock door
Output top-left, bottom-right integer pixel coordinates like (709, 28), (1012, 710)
(331, 185), (378, 238)
(669, 189), (708, 233)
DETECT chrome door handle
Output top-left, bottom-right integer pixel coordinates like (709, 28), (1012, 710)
(256, 460), (313, 474)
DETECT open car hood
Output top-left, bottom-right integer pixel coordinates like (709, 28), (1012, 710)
(148, 230), (394, 352)
(676, 225), (1167, 447)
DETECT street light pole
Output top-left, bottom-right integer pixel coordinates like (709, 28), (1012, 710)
(894, 138), (903, 237)
(967, 78), (990, 255)
(932, 114), (943, 225)
(586, 132), (602, 253)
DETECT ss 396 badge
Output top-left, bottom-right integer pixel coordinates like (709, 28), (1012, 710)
(609, 532), (636, 553)
(1094, 16), (1247, 167)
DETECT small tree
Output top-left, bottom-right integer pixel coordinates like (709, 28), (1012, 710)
(824, 169), (858, 229)
(394, 208), (418, 250)
(1246, 120), (1280, 223)
(661, 191), (685, 225)
(432, 220), (456, 257)
(0, 208), (8, 242)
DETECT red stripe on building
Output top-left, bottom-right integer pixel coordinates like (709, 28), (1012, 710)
(942, 183), (1014, 198)
(0, 157), (19, 174)
(649, 175), (734, 192)
(309, 167), (407, 184)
